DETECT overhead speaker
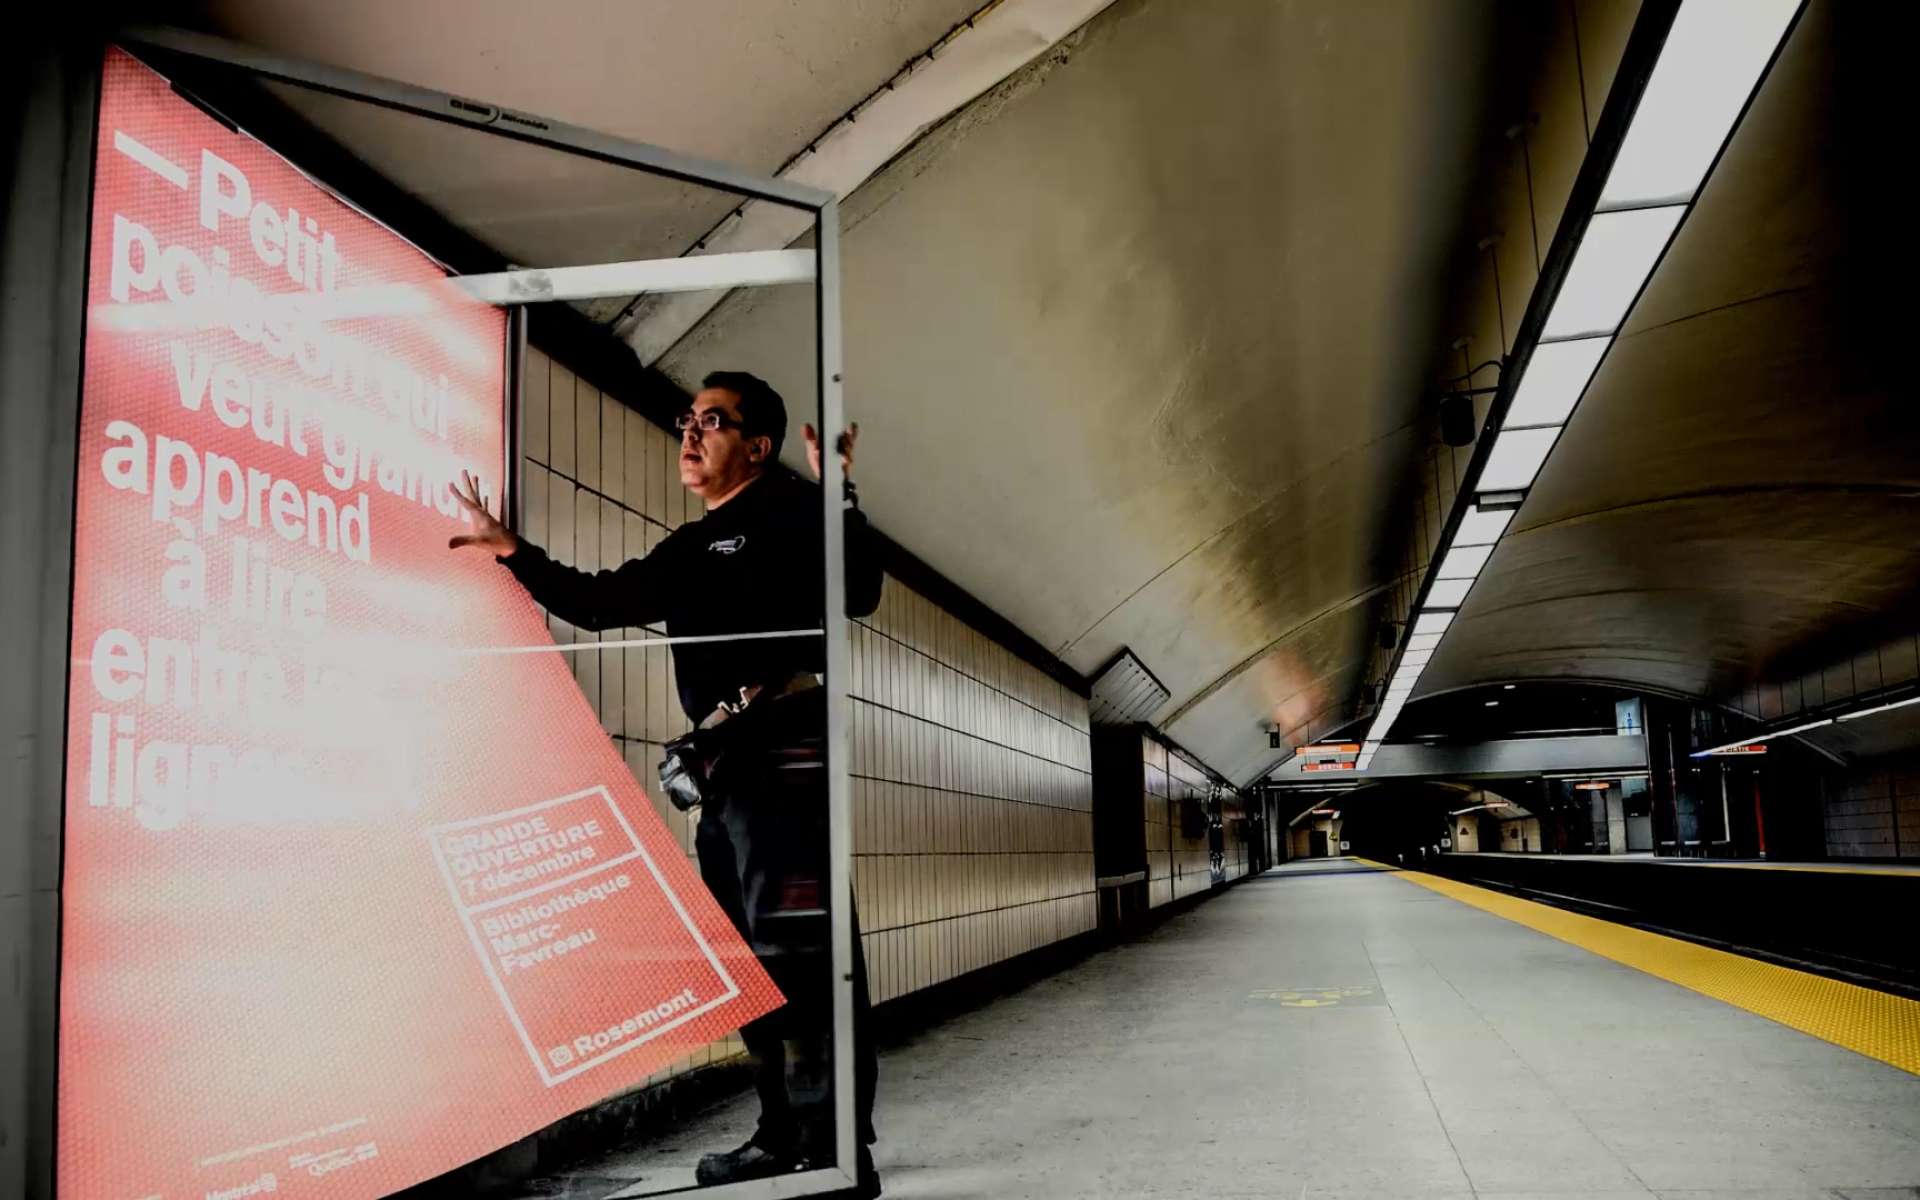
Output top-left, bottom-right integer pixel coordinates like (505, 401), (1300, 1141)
(1362, 682), (1379, 707)
(1439, 392), (1475, 447)
(1377, 623), (1397, 651)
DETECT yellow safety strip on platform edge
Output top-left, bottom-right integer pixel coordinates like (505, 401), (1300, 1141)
(1663, 861), (1919, 878)
(1352, 858), (1920, 1077)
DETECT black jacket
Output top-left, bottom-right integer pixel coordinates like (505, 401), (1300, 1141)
(500, 471), (883, 721)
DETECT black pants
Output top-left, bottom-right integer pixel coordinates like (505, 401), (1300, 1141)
(693, 691), (876, 1158)
(734, 918), (876, 1156)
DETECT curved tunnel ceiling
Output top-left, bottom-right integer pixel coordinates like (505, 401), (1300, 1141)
(664, 0), (1521, 785)
(1423, 2), (1917, 728)
(178, 0), (992, 293)
(170, 0), (1749, 786)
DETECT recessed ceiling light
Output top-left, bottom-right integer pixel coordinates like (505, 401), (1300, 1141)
(1484, 700), (1500, 707)
(1425, 578), (1473, 608)
(1543, 205), (1687, 339)
(1451, 506), (1515, 549)
(1503, 336), (1611, 429)
(1599, 0), (1804, 209)
(1478, 426), (1561, 492)
(1503, 684), (1516, 690)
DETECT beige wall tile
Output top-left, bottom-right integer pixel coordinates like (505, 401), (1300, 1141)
(522, 348), (551, 467)
(622, 408), (649, 515)
(600, 393), (624, 503)
(572, 487), (600, 703)
(575, 379), (601, 491)
(549, 364), (576, 477)
(521, 463), (548, 547)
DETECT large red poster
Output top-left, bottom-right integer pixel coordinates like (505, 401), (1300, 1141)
(60, 47), (780, 1199)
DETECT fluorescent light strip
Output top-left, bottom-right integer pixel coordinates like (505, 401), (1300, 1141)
(1436, 544), (1493, 581)
(1691, 717), (1834, 758)
(1450, 507), (1513, 548)
(1366, 2), (1802, 764)
(1543, 770), (1650, 781)
(1541, 205), (1685, 339)
(1836, 694), (1920, 722)
(1411, 611), (1453, 637)
(1478, 427), (1561, 492)
(1503, 337), (1610, 429)
(1425, 578), (1473, 608)
(1599, 0), (1804, 209)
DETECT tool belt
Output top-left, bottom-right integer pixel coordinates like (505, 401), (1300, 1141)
(657, 673), (821, 812)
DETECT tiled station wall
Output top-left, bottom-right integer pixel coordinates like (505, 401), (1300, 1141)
(1823, 754), (1920, 859)
(516, 346), (1097, 1082)
(849, 581), (1096, 1002)
(1142, 735), (1250, 908)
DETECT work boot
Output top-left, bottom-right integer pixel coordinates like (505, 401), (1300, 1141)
(693, 1135), (799, 1186)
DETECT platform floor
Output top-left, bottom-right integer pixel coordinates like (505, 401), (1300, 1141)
(535, 858), (1920, 1199)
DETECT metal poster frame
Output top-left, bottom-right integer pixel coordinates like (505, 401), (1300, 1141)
(80, 24), (861, 1200)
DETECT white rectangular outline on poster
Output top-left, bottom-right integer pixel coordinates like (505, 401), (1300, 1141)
(425, 786), (743, 1087)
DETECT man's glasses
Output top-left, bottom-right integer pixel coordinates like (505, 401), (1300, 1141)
(675, 410), (746, 435)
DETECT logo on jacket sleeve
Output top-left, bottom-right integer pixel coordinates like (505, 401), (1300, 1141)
(708, 535), (747, 555)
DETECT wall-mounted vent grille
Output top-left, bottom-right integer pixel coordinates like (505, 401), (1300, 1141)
(1089, 648), (1171, 726)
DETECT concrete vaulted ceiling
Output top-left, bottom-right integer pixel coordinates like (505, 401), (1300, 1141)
(1422, 2), (1919, 744)
(179, 0), (1909, 786)
(164, 0), (1533, 787)
(178, 0), (989, 293)
(663, 0), (1519, 786)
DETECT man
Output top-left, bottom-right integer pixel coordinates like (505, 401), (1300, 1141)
(450, 370), (882, 1196)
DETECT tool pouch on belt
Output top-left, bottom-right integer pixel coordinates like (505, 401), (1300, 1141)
(658, 674), (821, 811)
(658, 726), (726, 812)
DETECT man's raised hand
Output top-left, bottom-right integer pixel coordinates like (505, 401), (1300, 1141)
(803, 421), (859, 482)
(448, 470), (518, 555)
